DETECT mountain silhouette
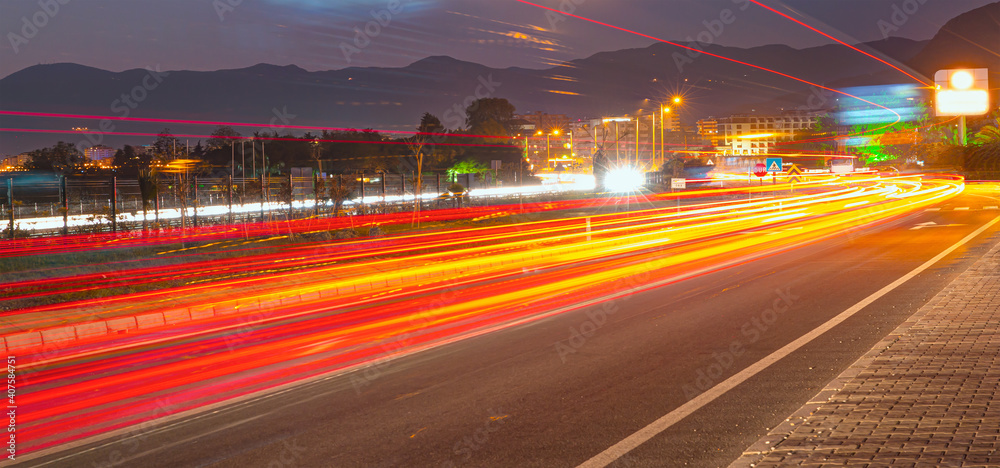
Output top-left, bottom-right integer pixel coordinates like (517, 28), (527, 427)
(1, 3), (996, 154)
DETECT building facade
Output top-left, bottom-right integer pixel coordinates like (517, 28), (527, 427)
(84, 145), (115, 169)
(0, 154), (31, 171)
(717, 112), (821, 156)
(697, 118), (720, 146)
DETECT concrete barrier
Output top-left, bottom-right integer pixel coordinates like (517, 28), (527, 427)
(136, 312), (166, 329)
(190, 306), (216, 321)
(75, 322), (108, 340)
(107, 316), (138, 334)
(5, 332), (42, 351)
(163, 309), (191, 325)
(41, 327), (76, 344)
(3, 226), (648, 354)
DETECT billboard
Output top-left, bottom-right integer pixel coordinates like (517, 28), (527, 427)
(837, 84), (927, 126)
(935, 69), (990, 116)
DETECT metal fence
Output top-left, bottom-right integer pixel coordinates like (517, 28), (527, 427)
(1, 171), (503, 238)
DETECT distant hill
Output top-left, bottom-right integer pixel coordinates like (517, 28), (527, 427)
(908, 1), (1000, 102)
(0, 3), (995, 154)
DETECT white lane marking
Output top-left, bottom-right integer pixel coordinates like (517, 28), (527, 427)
(577, 214), (1000, 468)
(955, 207), (970, 211)
(925, 208), (941, 212)
(986, 206), (998, 210)
(911, 222), (967, 231)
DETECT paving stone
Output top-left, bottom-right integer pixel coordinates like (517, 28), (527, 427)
(732, 239), (1000, 467)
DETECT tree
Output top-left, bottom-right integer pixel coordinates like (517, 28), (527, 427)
(137, 168), (159, 232)
(661, 157), (686, 178)
(419, 112), (444, 136)
(465, 98), (516, 136)
(967, 119), (1000, 172)
(207, 126), (241, 152)
(403, 113), (448, 227)
(313, 173), (327, 216)
(446, 182), (467, 208)
(112, 145), (153, 178)
(153, 129), (180, 162)
(328, 178), (353, 217)
(320, 129), (392, 173)
(24, 142), (84, 174)
(447, 158), (489, 182)
(278, 175), (294, 220)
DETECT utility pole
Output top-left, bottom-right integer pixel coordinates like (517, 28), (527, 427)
(110, 176), (117, 233)
(6, 178), (14, 239)
(635, 119), (639, 166)
(61, 176), (68, 236)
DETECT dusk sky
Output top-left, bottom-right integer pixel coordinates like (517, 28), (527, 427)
(1, 0), (996, 78)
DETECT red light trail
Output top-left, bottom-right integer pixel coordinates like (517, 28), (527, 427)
(745, 0), (934, 87)
(0, 127), (520, 148)
(514, 0), (903, 132)
(6, 174), (963, 458)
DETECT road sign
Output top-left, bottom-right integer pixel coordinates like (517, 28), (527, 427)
(752, 163), (767, 178)
(765, 157), (783, 173)
(935, 68), (989, 116)
(787, 164), (803, 183)
(671, 178), (686, 190)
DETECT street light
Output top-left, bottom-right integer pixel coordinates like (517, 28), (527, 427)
(538, 129), (561, 170)
(312, 138), (322, 176)
(661, 106), (671, 166)
(670, 97), (689, 152)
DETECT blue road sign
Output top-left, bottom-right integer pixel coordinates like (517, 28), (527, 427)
(766, 157), (783, 173)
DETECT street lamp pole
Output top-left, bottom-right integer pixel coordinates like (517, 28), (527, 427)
(568, 129), (573, 167)
(661, 106), (669, 168)
(635, 119), (639, 167)
(651, 115), (655, 169)
(672, 96), (685, 154)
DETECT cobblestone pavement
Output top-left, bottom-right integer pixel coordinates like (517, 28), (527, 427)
(733, 238), (1000, 467)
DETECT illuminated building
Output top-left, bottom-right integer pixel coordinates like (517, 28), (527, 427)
(697, 118), (720, 146)
(84, 145), (115, 169)
(0, 153), (31, 171)
(717, 112), (822, 156)
(515, 111), (570, 135)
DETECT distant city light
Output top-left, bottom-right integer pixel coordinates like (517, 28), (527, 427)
(605, 167), (645, 192)
(739, 133), (777, 140)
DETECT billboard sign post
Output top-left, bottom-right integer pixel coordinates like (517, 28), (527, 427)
(935, 68), (990, 146)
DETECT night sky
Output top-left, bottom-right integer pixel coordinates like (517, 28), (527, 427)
(1, 0), (995, 78)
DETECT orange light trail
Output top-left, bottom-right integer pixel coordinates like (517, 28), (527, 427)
(5, 174), (964, 456)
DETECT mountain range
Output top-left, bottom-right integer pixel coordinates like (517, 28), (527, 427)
(1, 2), (998, 155)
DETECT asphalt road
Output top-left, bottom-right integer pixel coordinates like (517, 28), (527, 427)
(22, 187), (1000, 468)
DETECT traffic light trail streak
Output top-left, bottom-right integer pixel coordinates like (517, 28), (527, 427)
(8, 174), (963, 456)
